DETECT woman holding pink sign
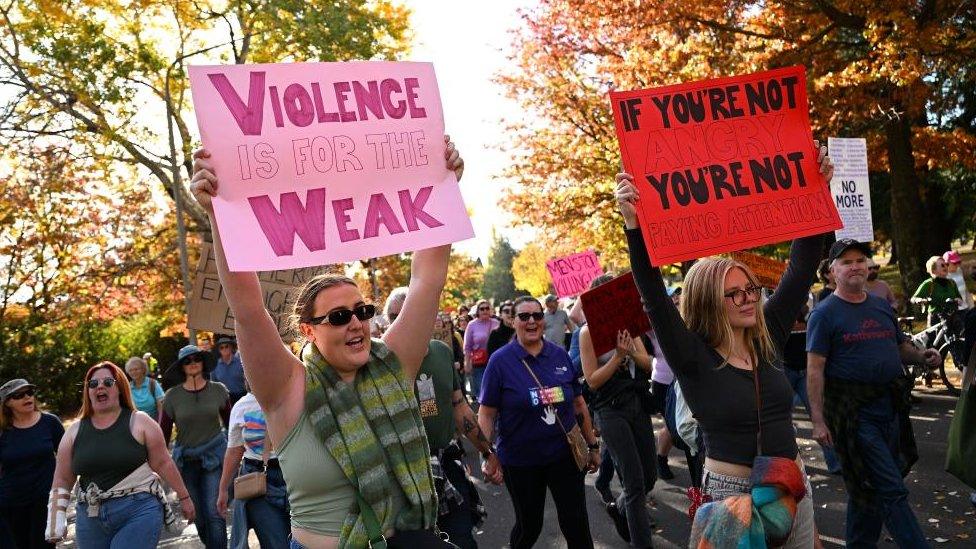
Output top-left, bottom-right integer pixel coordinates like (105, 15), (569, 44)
(189, 135), (463, 549)
(614, 141), (833, 548)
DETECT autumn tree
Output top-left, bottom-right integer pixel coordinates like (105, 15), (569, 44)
(482, 234), (518, 303)
(441, 252), (484, 310)
(500, 0), (976, 293)
(512, 243), (553, 297)
(0, 145), (180, 411)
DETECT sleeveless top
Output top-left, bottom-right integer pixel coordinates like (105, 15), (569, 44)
(72, 409), (147, 491)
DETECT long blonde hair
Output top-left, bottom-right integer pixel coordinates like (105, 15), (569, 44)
(680, 257), (777, 367)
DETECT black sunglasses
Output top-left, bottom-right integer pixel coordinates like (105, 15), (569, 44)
(9, 389), (34, 400)
(516, 312), (545, 322)
(310, 304), (377, 326)
(87, 378), (117, 389)
(180, 353), (206, 367)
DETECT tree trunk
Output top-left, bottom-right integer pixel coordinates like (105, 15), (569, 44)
(885, 116), (928, 295)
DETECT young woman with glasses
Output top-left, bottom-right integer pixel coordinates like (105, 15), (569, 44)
(0, 379), (64, 549)
(190, 136), (463, 549)
(477, 296), (600, 549)
(159, 346), (232, 549)
(613, 141), (833, 548)
(46, 362), (195, 546)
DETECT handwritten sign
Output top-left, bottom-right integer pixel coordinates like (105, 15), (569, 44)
(579, 272), (651, 356)
(610, 66), (842, 265)
(828, 137), (874, 242)
(188, 61), (474, 271)
(730, 251), (787, 289)
(546, 250), (604, 298)
(186, 243), (333, 340)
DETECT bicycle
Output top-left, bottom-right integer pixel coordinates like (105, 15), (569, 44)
(899, 298), (966, 395)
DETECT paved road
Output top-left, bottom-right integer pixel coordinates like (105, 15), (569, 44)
(60, 376), (974, 547)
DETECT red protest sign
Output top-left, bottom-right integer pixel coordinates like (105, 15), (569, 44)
(610, 66), (842, 266)
(579, 272), (651, 356)
(546, 250), (604, 298)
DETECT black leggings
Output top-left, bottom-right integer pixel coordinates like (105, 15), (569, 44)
(502, 455), (593, 549)
(0, 499), (54, 549)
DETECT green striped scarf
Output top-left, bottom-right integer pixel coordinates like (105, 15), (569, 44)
(302, 339), (436, 547)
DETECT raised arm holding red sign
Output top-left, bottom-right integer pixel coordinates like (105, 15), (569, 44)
(188, 61), (473, 271)
(610, 66), (841, 265)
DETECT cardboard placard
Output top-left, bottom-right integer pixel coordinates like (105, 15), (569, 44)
(610, 66), (842, 265)
(730, 251), (787, 289)
(188, 61), (474, 271)
(186, 243), (332, 340)
(579, 272), (651, 356)
(546, 250), (604, 298)
(828, 137), (874, 242)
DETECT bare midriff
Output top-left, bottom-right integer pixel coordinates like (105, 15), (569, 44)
(291, 525), (396, 549)
(704, 454), (805, 479)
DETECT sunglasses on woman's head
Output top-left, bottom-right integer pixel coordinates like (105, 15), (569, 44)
(516, 312), (545, 322)
(9, 389), (34, 400)
(310, 304), (377, 326)
(87, 378), (116, 389)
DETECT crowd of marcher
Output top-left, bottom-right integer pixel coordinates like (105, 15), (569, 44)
(2, 137), (976, 549)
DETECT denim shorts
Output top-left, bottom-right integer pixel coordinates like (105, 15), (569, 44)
(702, 461), (816, 548)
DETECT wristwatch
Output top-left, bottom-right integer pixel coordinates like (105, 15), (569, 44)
(481, 446), (496, 460)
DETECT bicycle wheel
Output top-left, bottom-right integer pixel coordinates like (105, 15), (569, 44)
(938, 343), (960, 396)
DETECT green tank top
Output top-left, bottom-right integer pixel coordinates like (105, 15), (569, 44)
(72, 409), (147, 491)
(277, 411), (359, 535)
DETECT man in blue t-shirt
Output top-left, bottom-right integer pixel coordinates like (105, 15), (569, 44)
(807, 239), (939, 548)
(211, 335), (246, 406)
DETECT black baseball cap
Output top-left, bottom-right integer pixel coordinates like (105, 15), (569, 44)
(828, 239), (873, 263)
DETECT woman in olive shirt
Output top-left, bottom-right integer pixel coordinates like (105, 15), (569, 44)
(160, 346), (231, 549)
(189, 138), (463, 548)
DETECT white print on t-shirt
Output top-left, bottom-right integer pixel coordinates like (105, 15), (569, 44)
(554, 365), (568, 374)
(416, 373), (438, 418)
(541, 405), (557, 425)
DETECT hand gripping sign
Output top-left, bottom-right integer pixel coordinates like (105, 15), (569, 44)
(188, 61), (474, 271)
(546, 250), (604, 299)
(610, 66), (842, 265)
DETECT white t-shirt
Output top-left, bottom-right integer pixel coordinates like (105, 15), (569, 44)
(227, 393), (275, 461)
(949, 270), (973, 309)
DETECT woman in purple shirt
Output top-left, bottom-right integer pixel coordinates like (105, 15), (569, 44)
(464, 299), (499, 401)
(477, 296), (600, 549)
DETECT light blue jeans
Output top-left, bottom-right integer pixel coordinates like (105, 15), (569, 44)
(75, 492), (163, 549)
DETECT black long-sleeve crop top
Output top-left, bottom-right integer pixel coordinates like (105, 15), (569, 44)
(625, 228), (824, 465)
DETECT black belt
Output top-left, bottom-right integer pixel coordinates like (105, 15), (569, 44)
(244, 457), (279, 469)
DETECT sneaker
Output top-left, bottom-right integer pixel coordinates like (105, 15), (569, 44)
(605, 502), (631, 543)
(657, 455), (675, 480)
(595, 484), (614, 505)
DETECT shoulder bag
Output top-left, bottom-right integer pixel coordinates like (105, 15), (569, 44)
(520, 358), (589, 471)
(234, 444), (268, 500)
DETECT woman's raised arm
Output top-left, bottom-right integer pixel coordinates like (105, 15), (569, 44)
(190, 149), (302, 413)
(383, 136), (463, 379)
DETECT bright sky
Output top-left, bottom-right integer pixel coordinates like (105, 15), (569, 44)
(405, 0), (534, 260)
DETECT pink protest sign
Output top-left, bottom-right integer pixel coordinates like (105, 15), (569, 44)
(188, 62), (474, 271)
(546, 250), (604, 298)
